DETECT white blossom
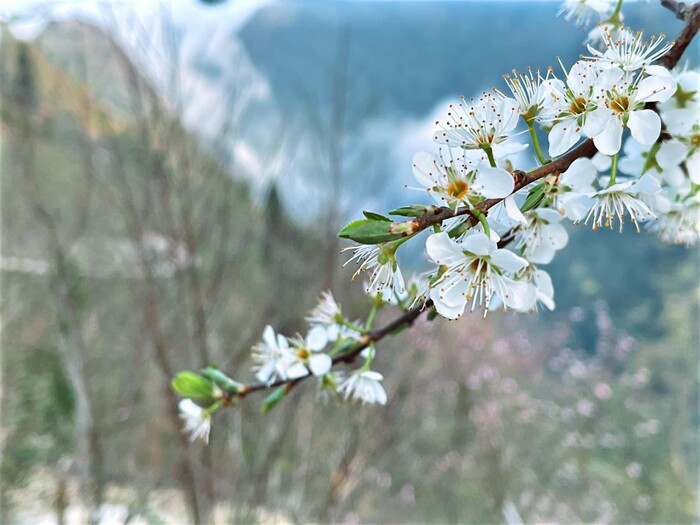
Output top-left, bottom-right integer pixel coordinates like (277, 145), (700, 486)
(513, 208), (569, 264)
(593, 66), (676, 155)
(547, 60), (611, 156)
(343, 244), (406, 298)
(338, 369), (388, 405)
(426, 231), (533, 319)
(252, 325), (294, 384)
(496, 67), (565, 121)
(287, 326), (332, 379)
(586, 28), (673, 73)
(648, 195), (700, 246)
(558, 0), (616, 28)
(306, 291), (342, 328)
(411, 149), (514, 209)
(579, 173), (660, 232)
(178, 399), (211, 444)
(433, 93), (527, 161)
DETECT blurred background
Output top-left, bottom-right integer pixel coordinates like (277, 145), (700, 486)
(1, 1), (698, 523)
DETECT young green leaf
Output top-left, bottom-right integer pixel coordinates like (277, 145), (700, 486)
(338, 219), (405, 244)
(389, 204), (441, 217)
(172, 372), (216, 401)
(520, 182), (546, 213)
(200, 367), (243, 394)
(363, 211), (392, 222)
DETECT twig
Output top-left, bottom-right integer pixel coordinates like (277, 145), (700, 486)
(660, 0), (694, 21)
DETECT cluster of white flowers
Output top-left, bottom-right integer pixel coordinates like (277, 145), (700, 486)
(343, 26), (693, 322)
(251, 292), (388, 405)
(174, 3), (698, 427)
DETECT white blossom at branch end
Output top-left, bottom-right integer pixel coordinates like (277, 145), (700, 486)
(178, 399), (212, 444)
(338, 370), (388, 405)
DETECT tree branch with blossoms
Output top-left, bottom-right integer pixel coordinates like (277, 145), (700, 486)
(173, 0), (700, 444)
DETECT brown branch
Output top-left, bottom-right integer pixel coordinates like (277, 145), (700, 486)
(660, 0), (696, 22)
(240, 299), (432, 396)
(231, 4), (700, 401)
(660, 2), (700, 66)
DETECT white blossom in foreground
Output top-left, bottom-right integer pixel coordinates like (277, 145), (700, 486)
(178, 399), (211, 444)
(593, 66), (676, 155)
(433, 93), (526, 161)
(287, 326), (332, 379)
(579, 174), (660, 232)
(547, 60), (611, 157)
(252, 325), (293, 384)
(496, 67), (565, 122)
(586, 28), (673, 73)
(343, 244), (406, 298)
(411, 150), (514, 209)
(338, 370), (388, 405)
(426, 231), (533, 319)
(558, 0), (616, 28)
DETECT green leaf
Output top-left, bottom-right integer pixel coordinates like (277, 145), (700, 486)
(389, 204), (440, 217)
(363, 211), (392, 222)
(261, 386), (288, 413)
(171, 372), (216, 400)
(200, 367), (243, 394)
(337, 219), (405, 244)
(520, 182), (546, 213)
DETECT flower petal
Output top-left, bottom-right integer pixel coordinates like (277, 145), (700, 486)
(412, 151), (439, 188)
(472, 166), (515, 198)
(560, 157), (596, 191)
(306, 326), (329, 351)
(429, 286), (466, 320)
(308, 353), (332, 376)
(593, 118), (623, 155)
(425, 232), (463, 266)
(628, 109), (661, 146)
(636, 72), (676, 104)
(461, 232), (496, 256)
(491, 248), (529, 273)
(504, 195), (527, 225)
(549, 121), (581, 157)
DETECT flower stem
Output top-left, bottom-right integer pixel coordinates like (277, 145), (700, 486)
(471, 208), (491, 237)
(365, 304), (378, 330)
(607, 153), (619, 188)
(340, 318), (367, 334)
(527, 120), (548, 165)
(611, 0), (624, 21)
(481, 144), (498, 168)
(361, 345), (375, 370)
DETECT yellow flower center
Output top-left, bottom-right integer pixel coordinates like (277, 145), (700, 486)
(447, 180), (469, 200)
(610, 96), (630, 114)
(569, 97), (587, 114)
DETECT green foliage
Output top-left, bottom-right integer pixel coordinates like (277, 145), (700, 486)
(261, 386), (289, 413)
(338, 218), (406, 244)
(520, 181), (546, 212)
(389, 204), (441, 217)
(171, 372), (217, 401)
